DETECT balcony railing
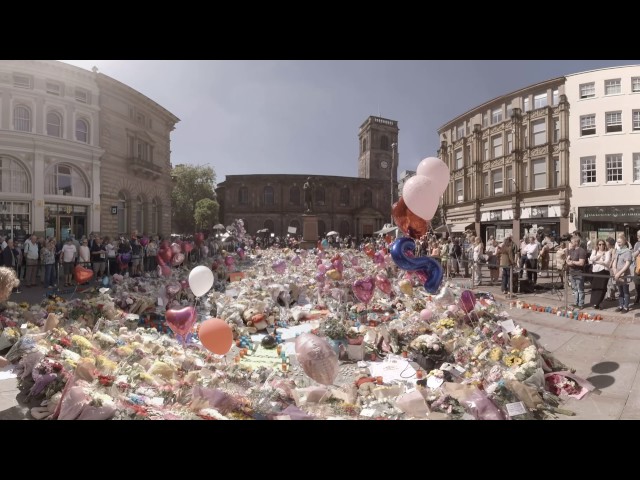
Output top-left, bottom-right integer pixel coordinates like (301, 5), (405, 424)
(129, 156), (162, 179)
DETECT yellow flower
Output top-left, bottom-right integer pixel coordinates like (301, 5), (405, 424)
(503, 355), (523, 367)
(489, 348), (503, 362)
(71, 335), (94, 350)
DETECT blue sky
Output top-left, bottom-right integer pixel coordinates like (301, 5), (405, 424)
(62, 60), (640, 183)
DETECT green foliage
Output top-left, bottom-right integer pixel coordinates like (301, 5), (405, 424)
(171, 164), (218, 234)
(194, 198), (219, 231)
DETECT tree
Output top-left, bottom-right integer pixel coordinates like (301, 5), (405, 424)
(194, 198), (219, 231)
(171, 164), (218, 234)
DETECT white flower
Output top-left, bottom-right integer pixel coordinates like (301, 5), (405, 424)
(521, 345), (538, 363)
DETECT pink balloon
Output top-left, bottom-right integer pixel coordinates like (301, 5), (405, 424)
(272, 260), (286, 275)
(420, 309), (433, 322)
(373, 252), (385, 265)
(294, 333), (339, 386)
(416, 156), (450, 195)
(459, 290), (476, 314)
(375, 273), (392, 296)
(166, 283), (181, 297)
(224, 256), (235, 267)
(331, 259), (344, 273)
(183, 243), (194, 254)
(352, 276), (375, 305)
(314, 272), (326, 283)
(139, 237), (149, 247)
(402, 175), (440, 221)
(317, 264), (328, 274)
(292, 255), (302, 266)
(157, 265), (172, 278)
(165, 306), (197, 337)
(172, 252), (185, 266)
(159, 248), (173, 264)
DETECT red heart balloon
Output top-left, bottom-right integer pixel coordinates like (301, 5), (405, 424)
(160, 248), (173, 264)
(364, 246), (375, 258)
(74, 265), (93, 284)
(375, 273), (392, 296)
(165, 306), (197, 337)
(353, 276), (375, 305)
(392, 197), (429, 239)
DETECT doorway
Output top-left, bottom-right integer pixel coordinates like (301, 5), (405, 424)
(45, 214), (86, 241)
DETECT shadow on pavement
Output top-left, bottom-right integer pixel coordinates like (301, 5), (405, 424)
(591, 361), (619, 374)
(585, 374), (616, 389)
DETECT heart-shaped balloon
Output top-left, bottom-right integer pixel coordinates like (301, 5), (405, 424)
(363, 246), (375, 258)
(159, 249), (173, 264)
(326, 269), (342, 281)
(183, 243), (193, 254)
(375, 273), (392, 296)
(416, 156), (450, 195)
(459, 290), (476, 314)
(314, 272), (326, 283)
(166, 283), (181, 297)
(172, 253), (185, 266)
(74, 265), (93, 284)
(373, 252), (385, 265)
(435, 284), (455, 305)
(317, 264), (328, 274)
(353, 276), (375, 305)
(392, 197), (429, 239)
(140, 237), (149, 247)
(291, 255), (302, 266)
(402, 175), (439, 221)
(295, 333), (339, 386)
(272, 260), (286, 275)
(420, 309), (432, 322)
(225, 256), (235, 267)
(398, 279), (413, 295)
(165, 306), (197, 337)
(331, 259), (344, 273)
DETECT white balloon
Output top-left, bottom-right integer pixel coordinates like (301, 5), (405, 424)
(402, 175), (440, 221)
(188, 265), (215, 297)
(416, 157), (450, 194)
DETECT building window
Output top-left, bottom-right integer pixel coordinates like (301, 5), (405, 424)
(46, 111), (63, 138)
(238, 187), (248, 205)
(455, 149), (463, 169)
(491, 107), (503, 124)
(523, 164), (529, 191)
(151, 199), (159, 234)
(46, 82), (61, 96)
(580, 156), (596, 184)
(506, 130), (513, 153)
(605, 79), (621, 95)
(606, 154), (623, 183)
(136, 196), (145, 233)
(117, 192), (128, 234)
(553, 119), (559, 143)
(465, 144), (471, 164)
(75, 88), (89, 104)
(633, 153), (640, 183)
(13, 74), (32, 89)
(552, 156), (560, 188)
(523, 125), (528, 148)
(455, 179), (463, 203)
(606, 111), (622, 133)
(76, 118), (89, 143)
(0, 157), (30, 193)
(0, 201), (31, 241)
(632, 77), (640, 93)
(482, 114), (488, 128)
(633, 110), (640, 131)
(507, 105), (513, 118)
(523, 97), (530, 112)
(532, 158), (546, 190)
(289, 186), (300, 205)
(340, 187), (349, 206)
(483, 172), (489, 197)
(492, 169), (503, 195)
(552, 89), (559, 106)
(580, 114), (596, 136)
(456, 124), (465, 140)
(363, 189), (372, 207)
(506, 166), (514, 193)
(534, 93), (548, 109)
(482, 140), (488, 161)
(339, 220), (350, 236)
(532, 119), (546, 146)
(492, 134), (503, 158)
(361, 138), (367, 152)
(263, 186), (274, 206)
(580, 82), (595, 99)
(13, 105), (31, 132)
(45, 164), (89, 198)
(380, 135), (389, 151)
(316, 187), (325, 206)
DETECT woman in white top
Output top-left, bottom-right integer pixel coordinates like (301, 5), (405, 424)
(589, 239), (612, 309)
(472, 236), (484, 285)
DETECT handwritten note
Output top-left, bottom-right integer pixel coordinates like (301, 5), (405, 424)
(506, 401), (528, 417)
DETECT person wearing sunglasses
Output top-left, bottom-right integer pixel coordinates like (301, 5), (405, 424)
(589, 240), (612, 309)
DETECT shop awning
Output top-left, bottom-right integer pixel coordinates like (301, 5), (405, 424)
(450, 223), (475, 233)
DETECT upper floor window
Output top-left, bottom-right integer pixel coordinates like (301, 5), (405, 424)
(454, 179), (463, 203)
(46, 111), (63, 138)
(523, 97), (530, 112)
(580, 114), (596, 136)
(605, 111), (622, 133)
(75, 88), (89, 104)
(0, 157), (30, 194)
(46, 82), (61, 96)
(482, 113), (488, 128)
(380, 135), (389, 150)
(491, 107), (502, 124)
(632, 77), (640, 93)
(263, 186), (274, 206)
(605, 79), (621, 95)
(606, 154), (623, 183)
(580, 82), (595, 99)
(482, 172), (489, 197)
(634, 153), (640, 183)
(552, 156), (560, 188)
(289, 186), (300, 205)
(45, 164), (89, 197)
(532, 158), (547, 190)
(553, 119), (560, 143)
(13, 74), (32, 89)
(76, 118), (89, 143)
(505, 166), (514, 193)
(506, 130), (513, 153)
(13, 105), (31, 132)
(532, 119), (546, 146)
(340, 187), (350, 205)
(552, 89), (559, 106)
(507, 105), (513, 118)
(361, 137), (367, 152)
(455, 148), (463, 169)
(363, 189), (372, 207)
(483, 139), (488, 161)
(491, 134), (503, 159)
(492, 169), (503, 195)
(238, 187), (248, 205)
(533, 93), (547, 109)
(456, 123), (465, 140)
(580, 156), (596, 185)
(633, 110), (640, 132)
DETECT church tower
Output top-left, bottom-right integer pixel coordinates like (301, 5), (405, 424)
(358, 116), (399, 200)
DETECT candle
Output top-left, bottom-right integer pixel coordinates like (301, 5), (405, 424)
(276, 345), (282, 355)
(376, 376), (383, 385)
(402, 351), (408, 358)
(416, 370), (423, 379)
(234, 355), (240, 364)
(281, 363), (288, 372)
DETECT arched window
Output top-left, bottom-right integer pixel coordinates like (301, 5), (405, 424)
(136, 196), (145, 233)
(362, 137), (367, 152)
(14, 105), (31, 132)
(380, 135), (389, 151)
(264, 219), (274, 232)
(46, 111), (63, 137)
(264, 186), (274, 206)
(76, 118), (89, 143)
(315, 187), (325, 206)
(151, 198), (159, 234)
(289, 186), (300, 205)
(363, 189), (373, 207)
(0, 157), (30, 193)
(118, 192), (129, 234)
(340, 187), (350, 206)
(238, 186), (249, 205)
(318, 220), (326, 237)
(45, 164), (89, 198)
(289, 219), (301, 235)
(340, 220), (350, 237)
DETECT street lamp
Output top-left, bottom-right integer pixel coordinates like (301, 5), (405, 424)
(390, 142), (398, 224)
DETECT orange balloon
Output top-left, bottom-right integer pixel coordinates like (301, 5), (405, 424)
(74, 265), (93, 284)
(198, 318), (233, 355)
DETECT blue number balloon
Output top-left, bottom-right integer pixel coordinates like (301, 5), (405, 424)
(390, 237), (443, 294)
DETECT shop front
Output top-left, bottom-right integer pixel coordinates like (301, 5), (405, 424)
(480, 209), (514, 244)
(520, 205), (561, 242)
(44, 203), (88, 241)
(580, 206), (640, 245)
(0, 201), (31, 244)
